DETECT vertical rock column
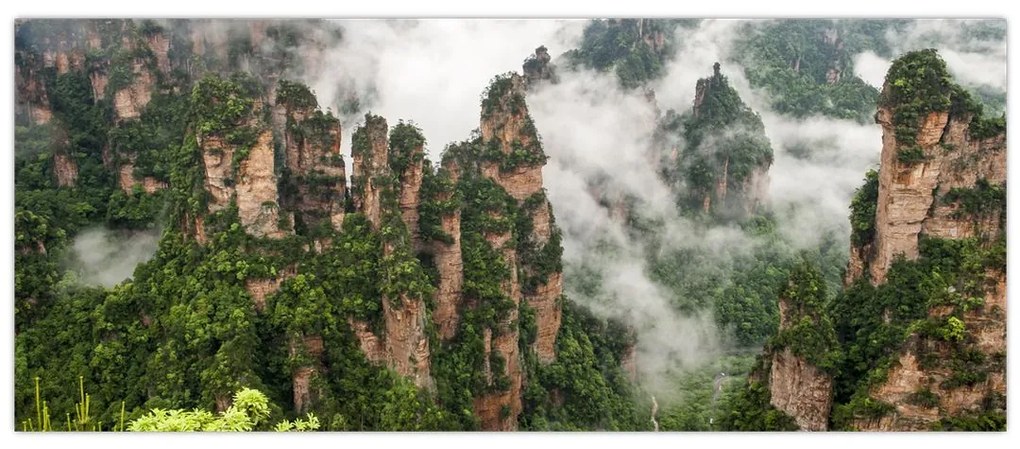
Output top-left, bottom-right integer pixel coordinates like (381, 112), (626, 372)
(351, 114), (433, 390)
(429, 159), (464, 341)
(764, 263), (836, 431)
(276, 81), (346, 232)
(470, 73), (565, 429)
(844, 50), (1006, 430)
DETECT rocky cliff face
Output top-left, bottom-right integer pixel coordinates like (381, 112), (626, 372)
(426, 159), (464, 341)
(112, 59), (156, 121)
(463, 73), (564, 428)
(843, 50), (1006, 431)
(480, 74), (564, 362)
(290, 334), (324, 415)
(276, 81), (346, 233)
(351, 115), (389, 230)
(768, 348), (833, 431)
(850, 74), (1006, 287)
(194, 77), (288, 240)
(235, 129), (286, 239)
(53, 147), (79, 188)
(760, 262), (836, 431)
(522, 46), (556, 86)
(853, 269), (1006, 430)
(14, 60), (52, 125)
(118, 160), (167, 194)
(197, 128), (286, 239)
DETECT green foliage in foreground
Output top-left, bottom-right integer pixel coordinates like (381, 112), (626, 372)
(129, 388), (318, 432)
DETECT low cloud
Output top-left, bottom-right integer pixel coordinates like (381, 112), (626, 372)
(69, 227), (160, 288)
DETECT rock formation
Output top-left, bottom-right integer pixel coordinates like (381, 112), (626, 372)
(425, 160), (464, 341)
(195, 77), (287, 240)
(663, 63), (773, 220)
(14, 19), (574, 431)
(760, 261), (837, 431)
(351, 115), (389, 230)
(852, 108), (1006, 286)
(117, 160), (167, 194)
(350, 115), (433, 390)
(522, 45), (556, 86)
(112, 59), (156, 120)
(276, 81), (346, 233)
(843, 50), (1006, 431)
(467, 72), (563, 428)
(768, 348), (833, 431)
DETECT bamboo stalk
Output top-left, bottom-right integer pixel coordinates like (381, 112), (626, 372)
(34, 377), (42, 429)
(42, 400), (50, 431)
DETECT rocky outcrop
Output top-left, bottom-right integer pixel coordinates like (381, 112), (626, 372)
(113, 59), (156, 120)
(53, 152), (78, 188)
(530, 272), (562, 364)
(769, 348), (833, 431)
(852, 265), (1006, 431)
(351, 115), (389, 230)
(290, 334), (324, 415)
(245, 265), (296, 311)
(118, 161), (167, 194)
(843, 50), (1006, 431)
(429, 160), (464, 341)
(397, 151), (424, 249)
(13, 20), (170, 125)
(349, 115), (433, 390)
(14, 65), (52, 125)
(199, 135), (236, 213)
(349, 318), (387, 364)
(466, 72), (564, 428)
(144, 31), (172, 75)
(522, 46), (556, 86)
(276, 82), (346, 232)
(762, 261), (835, 431)
(235, 130), (286, 239)
(676, 63), (773, 219)
(857, 94), (1005, 286)
(381, 285), (433, 390)
(481, 74), (563, 367)
(198, 121), (286, 239)
(473, 212), (524, 431)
